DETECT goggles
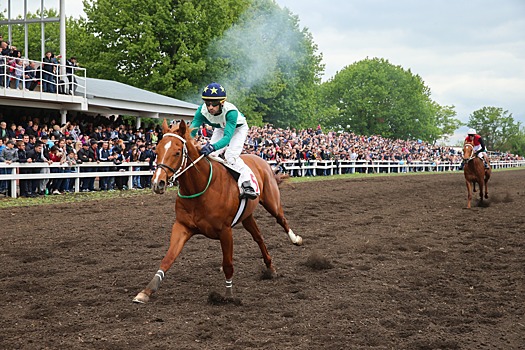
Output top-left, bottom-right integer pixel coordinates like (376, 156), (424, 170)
(204, 100), (222, 107)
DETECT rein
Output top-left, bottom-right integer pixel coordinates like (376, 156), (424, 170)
(156, 132), (210, 198)
(178, 158), (213, 199)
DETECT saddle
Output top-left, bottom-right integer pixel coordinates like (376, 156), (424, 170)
(209, 155), (240, 180)
(208, 155), (259, 200)
(207, 155), (258, 226)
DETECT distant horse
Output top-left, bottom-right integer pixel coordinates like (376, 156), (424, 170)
(133, 120), (303, 303)
(462, 141), (491, 208)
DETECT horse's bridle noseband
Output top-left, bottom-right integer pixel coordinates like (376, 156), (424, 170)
(155, 133), (190, 185)
(463, 143), (476, 163)
(155, 132), (207, 195)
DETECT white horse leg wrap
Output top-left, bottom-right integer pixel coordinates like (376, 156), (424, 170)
(155, 269), (165, 282)
(225, 279), (233, 289)
(287, 229), (303, 245)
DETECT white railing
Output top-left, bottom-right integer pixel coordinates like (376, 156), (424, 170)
(0, 54), (86, 97)
(0, 161), (152, 198)
(266, 159), (525, 176)
(1, 158), (524, 198)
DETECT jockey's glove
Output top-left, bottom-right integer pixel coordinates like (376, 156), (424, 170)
(200, 142), (215, 156)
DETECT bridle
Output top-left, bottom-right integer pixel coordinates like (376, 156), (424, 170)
(155, 132), (211, 198)
(463, 143), (476, 163)
(156, 132), (204, 184)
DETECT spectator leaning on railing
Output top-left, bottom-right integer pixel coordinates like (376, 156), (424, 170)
(16, 140), (32, 197)
(25, 140), (47, 197)
(66, 56), (78, 95)
(0, 139), (18, 163)
(0, 138), (7, 195)
(24, 61), (40, 91)
(0, 140), (18, 195)
(42, 51), (56, 93)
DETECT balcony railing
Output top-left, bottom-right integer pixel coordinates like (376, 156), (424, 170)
(0, 54), (86, 98)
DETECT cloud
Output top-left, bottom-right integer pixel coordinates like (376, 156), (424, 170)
(277, 0), (525, 125)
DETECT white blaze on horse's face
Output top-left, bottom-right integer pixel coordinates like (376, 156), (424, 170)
(463, 143), (474, 161)
(153, 140), (173, 184)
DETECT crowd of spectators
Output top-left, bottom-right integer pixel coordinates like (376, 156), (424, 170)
(0, 114), (158, 197)
(197, 123), (522, 176)
(1, 112), (524, 197)
(1, 34), (79, 94)
(241, 124), (465, 167)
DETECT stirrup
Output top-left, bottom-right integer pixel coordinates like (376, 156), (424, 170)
(240, 181), (258, 200)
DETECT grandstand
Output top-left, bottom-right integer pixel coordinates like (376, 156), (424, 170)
(0, 0), (198, 126)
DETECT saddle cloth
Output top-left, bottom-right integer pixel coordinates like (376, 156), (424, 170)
(208, 155), (260, 195)
(208, 155), (259, 227)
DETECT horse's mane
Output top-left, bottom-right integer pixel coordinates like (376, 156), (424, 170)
(166, 122), (198, 147)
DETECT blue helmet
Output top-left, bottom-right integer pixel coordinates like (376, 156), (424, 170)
(201, 82), (226, 100)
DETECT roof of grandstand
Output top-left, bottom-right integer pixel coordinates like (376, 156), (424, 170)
(76, 77), (198, 119)
(0, 67), (198, 120)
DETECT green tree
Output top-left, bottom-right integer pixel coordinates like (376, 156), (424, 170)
(467, 107), (521, 152)
(318, 57), (459, 142)
(434, 103), (463, 141)
(81, 0), (250, 97)
(202, 0), (324, 127)
(505, 129), (525, 156)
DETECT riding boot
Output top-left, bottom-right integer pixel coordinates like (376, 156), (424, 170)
(240, 181), (258, 200)
(484, 161), (490, 169)
(458, 161), (464, 170)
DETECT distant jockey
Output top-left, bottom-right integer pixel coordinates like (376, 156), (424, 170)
(459, 128), (490, 170)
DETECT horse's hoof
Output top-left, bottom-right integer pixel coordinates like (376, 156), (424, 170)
(261, 266), (277, 280)
(294, 236), (303, 246)
(133, 292), (149, 304)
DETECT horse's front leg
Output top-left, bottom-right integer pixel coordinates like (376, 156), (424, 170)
(219, 230), (234, 298)
(133, 222), (192, 303)
(466, 180), (472, 209)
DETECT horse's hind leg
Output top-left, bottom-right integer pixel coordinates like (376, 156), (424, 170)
(260, 187), (303, 246)
(478, 180), (484, 202)
(218, 230), (235, 298)
(242, 215), (276, 276)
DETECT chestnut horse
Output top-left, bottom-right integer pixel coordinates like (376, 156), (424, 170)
(462, 141), (491, 208)
(133, 120), (303, 303)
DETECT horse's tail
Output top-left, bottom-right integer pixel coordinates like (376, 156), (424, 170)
(273, 172), (290, 186)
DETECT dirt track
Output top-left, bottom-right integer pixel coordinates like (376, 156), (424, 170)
(1, 169), (524, 349)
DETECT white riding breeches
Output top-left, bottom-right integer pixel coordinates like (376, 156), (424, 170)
(473, 144), (486, 159)
(210, 124), (251, 183)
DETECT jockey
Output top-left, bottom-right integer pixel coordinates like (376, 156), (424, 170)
(459, 128), (490, 170)
(190, 82), (258, 200)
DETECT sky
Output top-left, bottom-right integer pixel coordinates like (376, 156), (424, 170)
(275, 0), (525, 142)
(6, 0), (524, 142)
